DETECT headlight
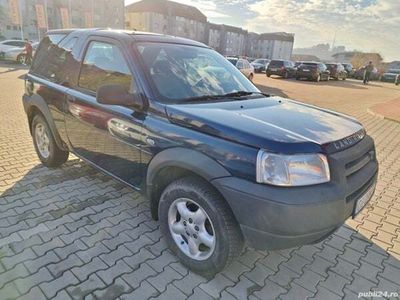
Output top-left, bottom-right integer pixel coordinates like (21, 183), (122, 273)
(256, 151), (330, 186)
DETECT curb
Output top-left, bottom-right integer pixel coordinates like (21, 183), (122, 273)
(367, 108), (400, 124)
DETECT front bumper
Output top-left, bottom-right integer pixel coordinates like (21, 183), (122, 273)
(212, 135), (378, 250)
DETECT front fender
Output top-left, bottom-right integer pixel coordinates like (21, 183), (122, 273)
(146, 147), (231, 219)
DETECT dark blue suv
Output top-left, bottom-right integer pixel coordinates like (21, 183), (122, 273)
(23, 29), (378, 276)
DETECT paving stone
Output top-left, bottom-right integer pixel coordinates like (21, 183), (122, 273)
(97, 259), (133, 285)
(310, 286), (343, 300)
(173, 271), (208, 296)
(151, 283), (187, 300)
(226, 276), (261, 300)
(147, 265), (183, 293)
(199, 274), (235, 298)
(280, 282), (314, 300)
(47, 253), (84, 277)
(24, 250), (60, 274)
(122, 262), (158, 289)
(93, 277), (131, 300)
(259, 251), (288, 271)
(187, 287), (215, 300)
(70, 257), (108, 282)
(40, 270), (79, 299)
(221, 260), (251, 282)
(244, 263), (275, 286)
(293, 268), (325, 293)
(146, 250), (178, 273)
(319, 271), (351, 297)
(14, 267), (53, 295)
(119, 280), (159, 300)
(0, 282), (20, 300)
(0, 263), (30, 290)
(67, 274), (106, 300)
(252, 278), (288, 300)
(54, 239), (87, 260)
(17, 286), (46, 300)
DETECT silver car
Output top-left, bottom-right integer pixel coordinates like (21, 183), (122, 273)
(226, 57), (255, 81)
(1, 42), (38, 64)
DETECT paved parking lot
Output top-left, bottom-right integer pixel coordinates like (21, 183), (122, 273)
(0, 64), (400, 299)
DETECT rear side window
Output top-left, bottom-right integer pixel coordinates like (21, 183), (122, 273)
(31, 34), (69, 82)
(79, 41), (133, 93)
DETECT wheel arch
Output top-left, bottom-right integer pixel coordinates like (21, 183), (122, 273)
(25, 95), (67, 151)
(146, 148), (231, 220)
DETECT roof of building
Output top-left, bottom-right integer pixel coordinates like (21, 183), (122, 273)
(291, 54), (321, 62)
(207, 23), (247, 34)
(126, 0), (207, 23)
(259, 32), (294, 42)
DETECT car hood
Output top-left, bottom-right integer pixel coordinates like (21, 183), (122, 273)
(251, 63), (264, 67)
(166, 97), (364, 153)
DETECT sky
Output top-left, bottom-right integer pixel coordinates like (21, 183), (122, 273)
(125, 0), (400, 61)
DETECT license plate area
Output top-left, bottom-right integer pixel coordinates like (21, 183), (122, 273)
(353, 183), (375, 218)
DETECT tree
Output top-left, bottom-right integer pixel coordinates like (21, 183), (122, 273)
(351, 53), (383, 69)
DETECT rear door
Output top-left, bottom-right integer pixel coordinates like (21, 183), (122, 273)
(64, 37), (145, 188)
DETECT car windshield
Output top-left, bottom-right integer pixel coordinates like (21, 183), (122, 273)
(301, 63), (318, 66)
(136, 43), (258, 103)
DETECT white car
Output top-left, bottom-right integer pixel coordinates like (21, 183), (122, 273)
(0, 40), (26, 52)
(226, 57), (255, 81)
(1, 42), (38, 64)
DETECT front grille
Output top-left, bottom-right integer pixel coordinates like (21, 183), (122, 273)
(345, 150), (374, 177)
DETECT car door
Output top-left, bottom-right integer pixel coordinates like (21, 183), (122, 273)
(64, 37), (145, 188)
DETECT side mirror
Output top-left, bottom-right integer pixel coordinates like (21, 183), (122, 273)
(97, 84), (144, 110)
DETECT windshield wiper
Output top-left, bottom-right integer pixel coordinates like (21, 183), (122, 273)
(181, 91), (270, 103)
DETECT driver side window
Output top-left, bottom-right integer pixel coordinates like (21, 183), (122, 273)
(79, 41), (135, 94)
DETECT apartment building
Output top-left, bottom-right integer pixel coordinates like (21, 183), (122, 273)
(125, 0), (294, 59)
(0, 0), (124, 41)
(125, 0), (207, 43)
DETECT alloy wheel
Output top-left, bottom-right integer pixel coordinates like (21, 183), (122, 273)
(168, 198), (216, 260)
(35, 123), (50, 158)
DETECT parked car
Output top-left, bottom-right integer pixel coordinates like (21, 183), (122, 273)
(381, 69), (400, 83)
(0, 39), (25, 52)
(353, 66), (381, 81)
(325, 63), (347, 80)
(266, 59), (296, 78)
(296, 62), (330, 82)
(251, 58), (270, 73)
(1, 42), (39, 64)
(294, 61), (305, 68)
(341, 63), (354, 77)
(227, 57), (254, 81)
(24, 29), (378, 276)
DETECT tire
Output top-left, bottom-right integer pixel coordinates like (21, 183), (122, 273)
(266, 73), (271, 77)
(248, 73), (254, 82)
(159, 177), (243, 277)
(17, 54), (26, 64)
(32, 114), (69, 167)
(296, 76), (300, 80)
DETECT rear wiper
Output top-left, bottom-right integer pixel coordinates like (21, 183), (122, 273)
(182, 91), (270, 102)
